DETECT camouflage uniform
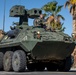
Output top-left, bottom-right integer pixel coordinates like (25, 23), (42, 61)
(33, 14), (46, 28)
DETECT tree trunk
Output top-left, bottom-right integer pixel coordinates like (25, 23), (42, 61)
(72, 4), (76, 33)
(72, 4), (76, 68)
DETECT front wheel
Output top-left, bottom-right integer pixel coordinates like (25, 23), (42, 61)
(12, 50), (26, 72)
(3, 51), (13, 71)
(58, 56), (73, 71)
(47, 63), (57, 71)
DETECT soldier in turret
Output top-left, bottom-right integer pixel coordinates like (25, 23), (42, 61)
(33, 14), (46, 28)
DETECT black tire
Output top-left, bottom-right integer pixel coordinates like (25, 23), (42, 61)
(12, 50), (26, 72)
(58, 56), (72, 72)
(3, 51), (13, 71)
(27, 63), (35, 71)
(0, 52), (3, 70)
(35, 63), (45, 71)
(47, 63), (57, 71)
(27, 63), (45, 71)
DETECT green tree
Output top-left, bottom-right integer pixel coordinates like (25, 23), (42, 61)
(41, 1), (65, 31)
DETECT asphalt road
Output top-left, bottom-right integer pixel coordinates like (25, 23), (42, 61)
(0, 68), (75, 75)
(0, 71), (76, 75)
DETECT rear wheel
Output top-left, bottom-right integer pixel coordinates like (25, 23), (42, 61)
(3, 51), (13, 71)
(12, 50), (26, 72)
(0, 52), (3, 70)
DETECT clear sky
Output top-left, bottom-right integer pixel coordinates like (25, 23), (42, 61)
(0, 0), (73, 36)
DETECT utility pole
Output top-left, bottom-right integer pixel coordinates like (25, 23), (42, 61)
(3, 0), (6, 31)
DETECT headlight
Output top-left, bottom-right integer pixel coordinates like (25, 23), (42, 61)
(37, 31), (40, 34)
(72, 33), (76, 39)
(33, 31), (41, 39)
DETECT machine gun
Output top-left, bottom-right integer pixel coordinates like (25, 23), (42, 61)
(10, 5), (42, 25)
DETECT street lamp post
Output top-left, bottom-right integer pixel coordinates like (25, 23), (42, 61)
(3, 0), (6, 31)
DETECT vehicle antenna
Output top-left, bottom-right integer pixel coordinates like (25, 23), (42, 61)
(3, 0), (6, 31)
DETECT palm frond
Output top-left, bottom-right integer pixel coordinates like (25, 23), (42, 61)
(48, 1), (58, 6)
(64, 1), (72, 10)
(70, 6), (74, 15)
(41, 1), (57, 15)
(57, 14), (65, 20)
(59, 23), (66, 32)
(70, 4), (75, 15)
(41, 5), (50, 12)
(61, 27), (66, 32)
(55, 5), (63, 15)
(64, 1), (70, 8)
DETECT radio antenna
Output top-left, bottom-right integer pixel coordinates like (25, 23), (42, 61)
(3, 0), (6, 31)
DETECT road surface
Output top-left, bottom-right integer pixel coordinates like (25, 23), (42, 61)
(0, 68), (75, 75)
(0, 71), (76, 75)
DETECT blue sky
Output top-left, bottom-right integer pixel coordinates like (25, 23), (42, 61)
(0, 0), (73, 35)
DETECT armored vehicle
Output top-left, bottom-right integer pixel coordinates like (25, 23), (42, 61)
(0, 5), (75, 72)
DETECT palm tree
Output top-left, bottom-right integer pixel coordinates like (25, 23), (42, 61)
(41, 1), (65, 31)
(64, 0), (76, 33)
(64, 0), (76, 68)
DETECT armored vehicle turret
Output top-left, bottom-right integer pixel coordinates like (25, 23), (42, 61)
(0, 5), (75, 72)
